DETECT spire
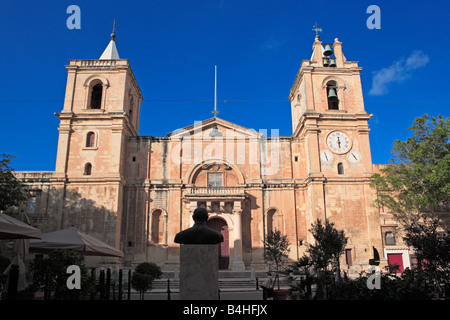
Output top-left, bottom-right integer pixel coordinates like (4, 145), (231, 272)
(312, 22), (322, 41)
(99, 20), (120, 60)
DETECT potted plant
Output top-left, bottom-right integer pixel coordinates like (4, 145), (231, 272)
(264, 229), (290, 300)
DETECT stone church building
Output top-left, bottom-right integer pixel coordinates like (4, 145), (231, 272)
(8, 32), (412, 273)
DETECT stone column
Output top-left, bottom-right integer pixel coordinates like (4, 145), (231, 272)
(231, 201), (245, 271)
(179, 244), (219, 300)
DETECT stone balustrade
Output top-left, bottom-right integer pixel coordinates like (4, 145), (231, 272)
(188, 187), (244, 195)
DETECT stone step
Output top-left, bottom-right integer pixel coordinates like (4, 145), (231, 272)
(160, 270), (269, 279)
(150, 276), (290, 291)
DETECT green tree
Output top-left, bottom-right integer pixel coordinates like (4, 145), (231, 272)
(371, 114), (450, 222)
(307, 219), (347, 276)
(0, 154), (27, 211)
(130, 262), (162, 300)
(403, 216), (450, 296)
(326, 267), (434, 300)
(264, 229), (290, 290)
(29, 250), (95, 300)
(370, 114), (450, 296)
(290, 219), (347, 299)
(288, 256), (314, 300)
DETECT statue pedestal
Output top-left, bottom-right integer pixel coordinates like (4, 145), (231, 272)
(179, 244), (219, 300)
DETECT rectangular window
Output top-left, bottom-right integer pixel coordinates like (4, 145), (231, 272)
(208, 173), (223, 187)
(27, 197), (37, 214)
(345, 249), (353, 266)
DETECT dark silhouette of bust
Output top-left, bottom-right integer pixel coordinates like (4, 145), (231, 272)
(174, 207), (224, 244)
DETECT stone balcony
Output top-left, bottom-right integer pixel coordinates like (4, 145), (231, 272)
(185, 186), (246, 201)
(187, 186), (245, 196)
(183, 187), (247, 213)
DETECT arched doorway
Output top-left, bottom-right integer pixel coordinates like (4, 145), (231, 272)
(206, 218), (229, 270)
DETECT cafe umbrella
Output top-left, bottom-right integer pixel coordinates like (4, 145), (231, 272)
(28, 226), (123, 258)
(2, 212), (41, 293)
(0, 212), (42, 240)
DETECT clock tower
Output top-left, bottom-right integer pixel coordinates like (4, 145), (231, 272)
(289, 33), (381, 265)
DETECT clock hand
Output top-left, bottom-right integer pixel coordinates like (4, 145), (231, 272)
(352, 153), (357, 160)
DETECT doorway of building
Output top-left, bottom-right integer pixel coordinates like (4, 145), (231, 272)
(387, 253), (404, 273)
(206, 218), (229, 270)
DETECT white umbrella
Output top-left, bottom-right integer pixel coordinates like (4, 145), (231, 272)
(3, 212), (34, 291)
(0, 212), (42, 239)
(29, 227), (124, 258)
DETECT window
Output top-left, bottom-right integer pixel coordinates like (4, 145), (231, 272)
(84, 163), (92, 176)
(129, 94), (134, 115)
(86, 132), (95, 148)
(326, 81), (339, 110)
(151, 209), (163, 244)
(267, 209), (284, 235)
(337, 163), (344, 175)
(90, 83), (103, 109)
(385, 232), (396, 245)
(27, 196), (37, 214)
(345, 249), (353, 266)
(208, 173), (223, 187)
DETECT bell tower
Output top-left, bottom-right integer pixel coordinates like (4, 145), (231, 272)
(54, 29), (142, 180)
(289, 33), (373, 178)
(52, 29), (143, 246)
(289, 31), (382, 266)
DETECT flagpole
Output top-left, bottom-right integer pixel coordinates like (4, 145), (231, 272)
(214, 65), (217, 117)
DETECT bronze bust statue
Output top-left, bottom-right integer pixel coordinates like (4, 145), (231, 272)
(174, 207), (224, 244)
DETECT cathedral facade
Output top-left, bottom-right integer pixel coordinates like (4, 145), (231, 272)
(9, 33), (412, 273)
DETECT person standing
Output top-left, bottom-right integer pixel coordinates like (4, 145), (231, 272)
(261, 272), (274, 300)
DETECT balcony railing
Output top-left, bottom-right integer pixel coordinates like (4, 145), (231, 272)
(69, 59), (128, 68)
(188, 187), (245, 195)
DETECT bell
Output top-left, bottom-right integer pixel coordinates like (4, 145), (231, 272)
(328, 87), (337, 98)
(329, 58), (336, 67)
(209, 124), (223, 137)
(323, 44), (333, 56)
(323, 58), (330, 67)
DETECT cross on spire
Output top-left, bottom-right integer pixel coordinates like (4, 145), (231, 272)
(312, 22), (322, 38)
(111, 19), (116, 40)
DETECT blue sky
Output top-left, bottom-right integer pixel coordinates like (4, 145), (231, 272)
(0, 0), (449, 171)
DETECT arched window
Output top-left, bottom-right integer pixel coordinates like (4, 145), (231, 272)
(90, 83), (103, 109)
(86, 132), (95, 148)
(326, 81), (339, 110)
(337, 162), (344, 175)
(84, 163), (92, 176)
(267, 208), (283, 235)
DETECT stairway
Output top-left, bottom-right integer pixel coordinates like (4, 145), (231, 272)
(150, 270), (290, 292)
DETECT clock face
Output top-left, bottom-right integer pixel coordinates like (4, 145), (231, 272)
(327, 131), (351, 154)
(320, 150), (333, 164)
(347, 150), (361, 163)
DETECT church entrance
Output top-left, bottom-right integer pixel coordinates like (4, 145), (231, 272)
(207, 218), (229, 270)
